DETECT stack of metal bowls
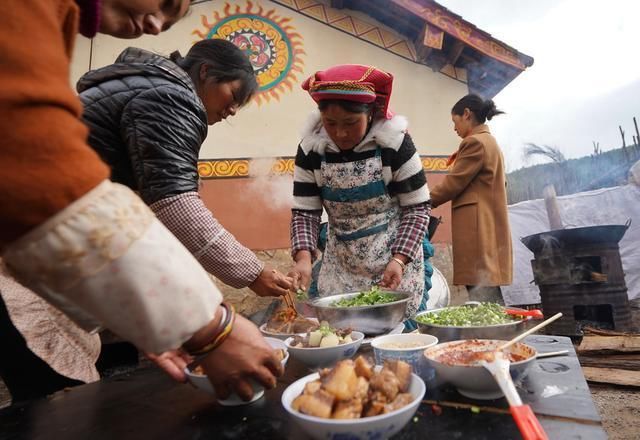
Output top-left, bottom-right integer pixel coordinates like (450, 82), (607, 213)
(312, 291), (410, 335)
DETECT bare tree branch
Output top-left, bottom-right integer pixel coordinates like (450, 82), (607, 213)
(523, 143), (567, 164)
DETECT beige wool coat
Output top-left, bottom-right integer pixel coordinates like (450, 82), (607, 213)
(430, 124), (513, 286)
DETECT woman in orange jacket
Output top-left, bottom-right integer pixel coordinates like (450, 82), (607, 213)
(0, 0), (282, 403)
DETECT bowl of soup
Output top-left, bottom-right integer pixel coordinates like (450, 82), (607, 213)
(370, 333), (438, 381)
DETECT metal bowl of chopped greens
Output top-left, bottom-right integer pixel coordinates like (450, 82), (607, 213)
(311, 287), (411, 335)
(413, 303), (529, 342)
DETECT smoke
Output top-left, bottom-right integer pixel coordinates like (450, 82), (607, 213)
(539, 234), (561, 256)
(243, 158), (294, 211)
(465, 268), (504, 302)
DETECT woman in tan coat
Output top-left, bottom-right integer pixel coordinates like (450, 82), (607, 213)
(430, 94), (512, 303)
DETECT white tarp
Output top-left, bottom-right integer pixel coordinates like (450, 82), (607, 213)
(503, 183), (640, 305)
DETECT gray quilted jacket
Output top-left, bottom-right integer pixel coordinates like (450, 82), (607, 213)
(77, 47), (207, 204)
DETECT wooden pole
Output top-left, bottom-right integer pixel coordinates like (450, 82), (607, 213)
(620, 125), (629, 162)
(634, 117), (640, 158)
(543, 185), (563, 230)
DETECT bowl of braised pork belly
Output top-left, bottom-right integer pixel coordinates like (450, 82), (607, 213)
(282, 356), (425, 440)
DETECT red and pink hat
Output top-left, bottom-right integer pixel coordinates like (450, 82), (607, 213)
(302, 64), (394, 119)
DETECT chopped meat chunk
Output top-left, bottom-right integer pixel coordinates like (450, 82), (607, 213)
(321, 360), (359, 400)
(292, 389), (335, 418)
(363, 391), (387, 417)
(354, 355), (374, 379)
(383, 360), (412, 392)
(291, 316), (319, 333)
(354, 376), (369, 400)
(303, 380), (322, 395)
(318, 368), (331, 380)
(369, 368), (400, 401)
(332, 398), (363, 419)
(383, 393), (414, 413)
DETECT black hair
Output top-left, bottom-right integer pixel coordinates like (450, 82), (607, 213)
(451, 94), (504, 123)
(170, 39), (257, 107)
(317, 99), (374, 115)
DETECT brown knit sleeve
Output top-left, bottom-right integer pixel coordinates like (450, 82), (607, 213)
(0, 0), (109, 247)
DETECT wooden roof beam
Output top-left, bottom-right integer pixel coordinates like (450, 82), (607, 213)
(414, 23), (435, 64)
(447, 40), (465, 66)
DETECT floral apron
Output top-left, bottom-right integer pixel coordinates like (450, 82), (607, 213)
(316, 147), (424, 318)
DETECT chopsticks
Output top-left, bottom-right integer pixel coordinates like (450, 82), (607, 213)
(282, 289), (298, 317)
(498, 313), (563, 351)
(272, 269), (299, 317)
(536, 350), (569, 359)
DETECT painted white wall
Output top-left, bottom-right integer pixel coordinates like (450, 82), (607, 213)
(70, 0), (466, 158)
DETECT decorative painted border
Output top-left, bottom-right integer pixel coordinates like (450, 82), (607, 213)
(420, 155), (450, 173)
(198, 155), (450, 178)
(271, 0), (466, 83)
(391, 0), (529, 70)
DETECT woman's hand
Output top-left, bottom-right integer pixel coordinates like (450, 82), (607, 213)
(146, 349), (193, 383)
(287, 251), (313, 291)
(249, 266), (293, 297)
(198, 314), (284, 401)
(379, 254), (408, 290)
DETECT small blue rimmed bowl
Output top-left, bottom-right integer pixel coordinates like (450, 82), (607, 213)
(371, 333), (439, 381)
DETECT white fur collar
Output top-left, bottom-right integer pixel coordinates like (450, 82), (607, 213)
(299, 109), (408, 155)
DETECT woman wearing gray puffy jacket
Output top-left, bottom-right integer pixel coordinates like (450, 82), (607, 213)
(78, 39), (292, 298)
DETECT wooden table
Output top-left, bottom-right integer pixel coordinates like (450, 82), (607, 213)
(0, 335), (606, 439)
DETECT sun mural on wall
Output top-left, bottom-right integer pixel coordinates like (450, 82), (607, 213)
(193, 1), (305, 105)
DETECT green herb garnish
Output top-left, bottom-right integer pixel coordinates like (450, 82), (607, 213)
(332, 286), (398, 307)
(318, 321), (334, 337)
(415, 303), (518, 326)
(295, 288), (307, 301)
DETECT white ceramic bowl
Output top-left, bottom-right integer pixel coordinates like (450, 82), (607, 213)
(282, 367), (425, 440)
(284, 331), (365, 368)
(371, 333), (439, 381)
(259, 318), (319, 341)
(184, 337), (289, 406)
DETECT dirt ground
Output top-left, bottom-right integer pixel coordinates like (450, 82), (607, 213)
(1, 245), (638, 440)
(590, 385), (640, 440)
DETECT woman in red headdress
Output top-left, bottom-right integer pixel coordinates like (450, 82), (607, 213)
(289, 64), (432, 322)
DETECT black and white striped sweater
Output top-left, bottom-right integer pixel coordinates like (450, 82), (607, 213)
(292, 111), (430, 211)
